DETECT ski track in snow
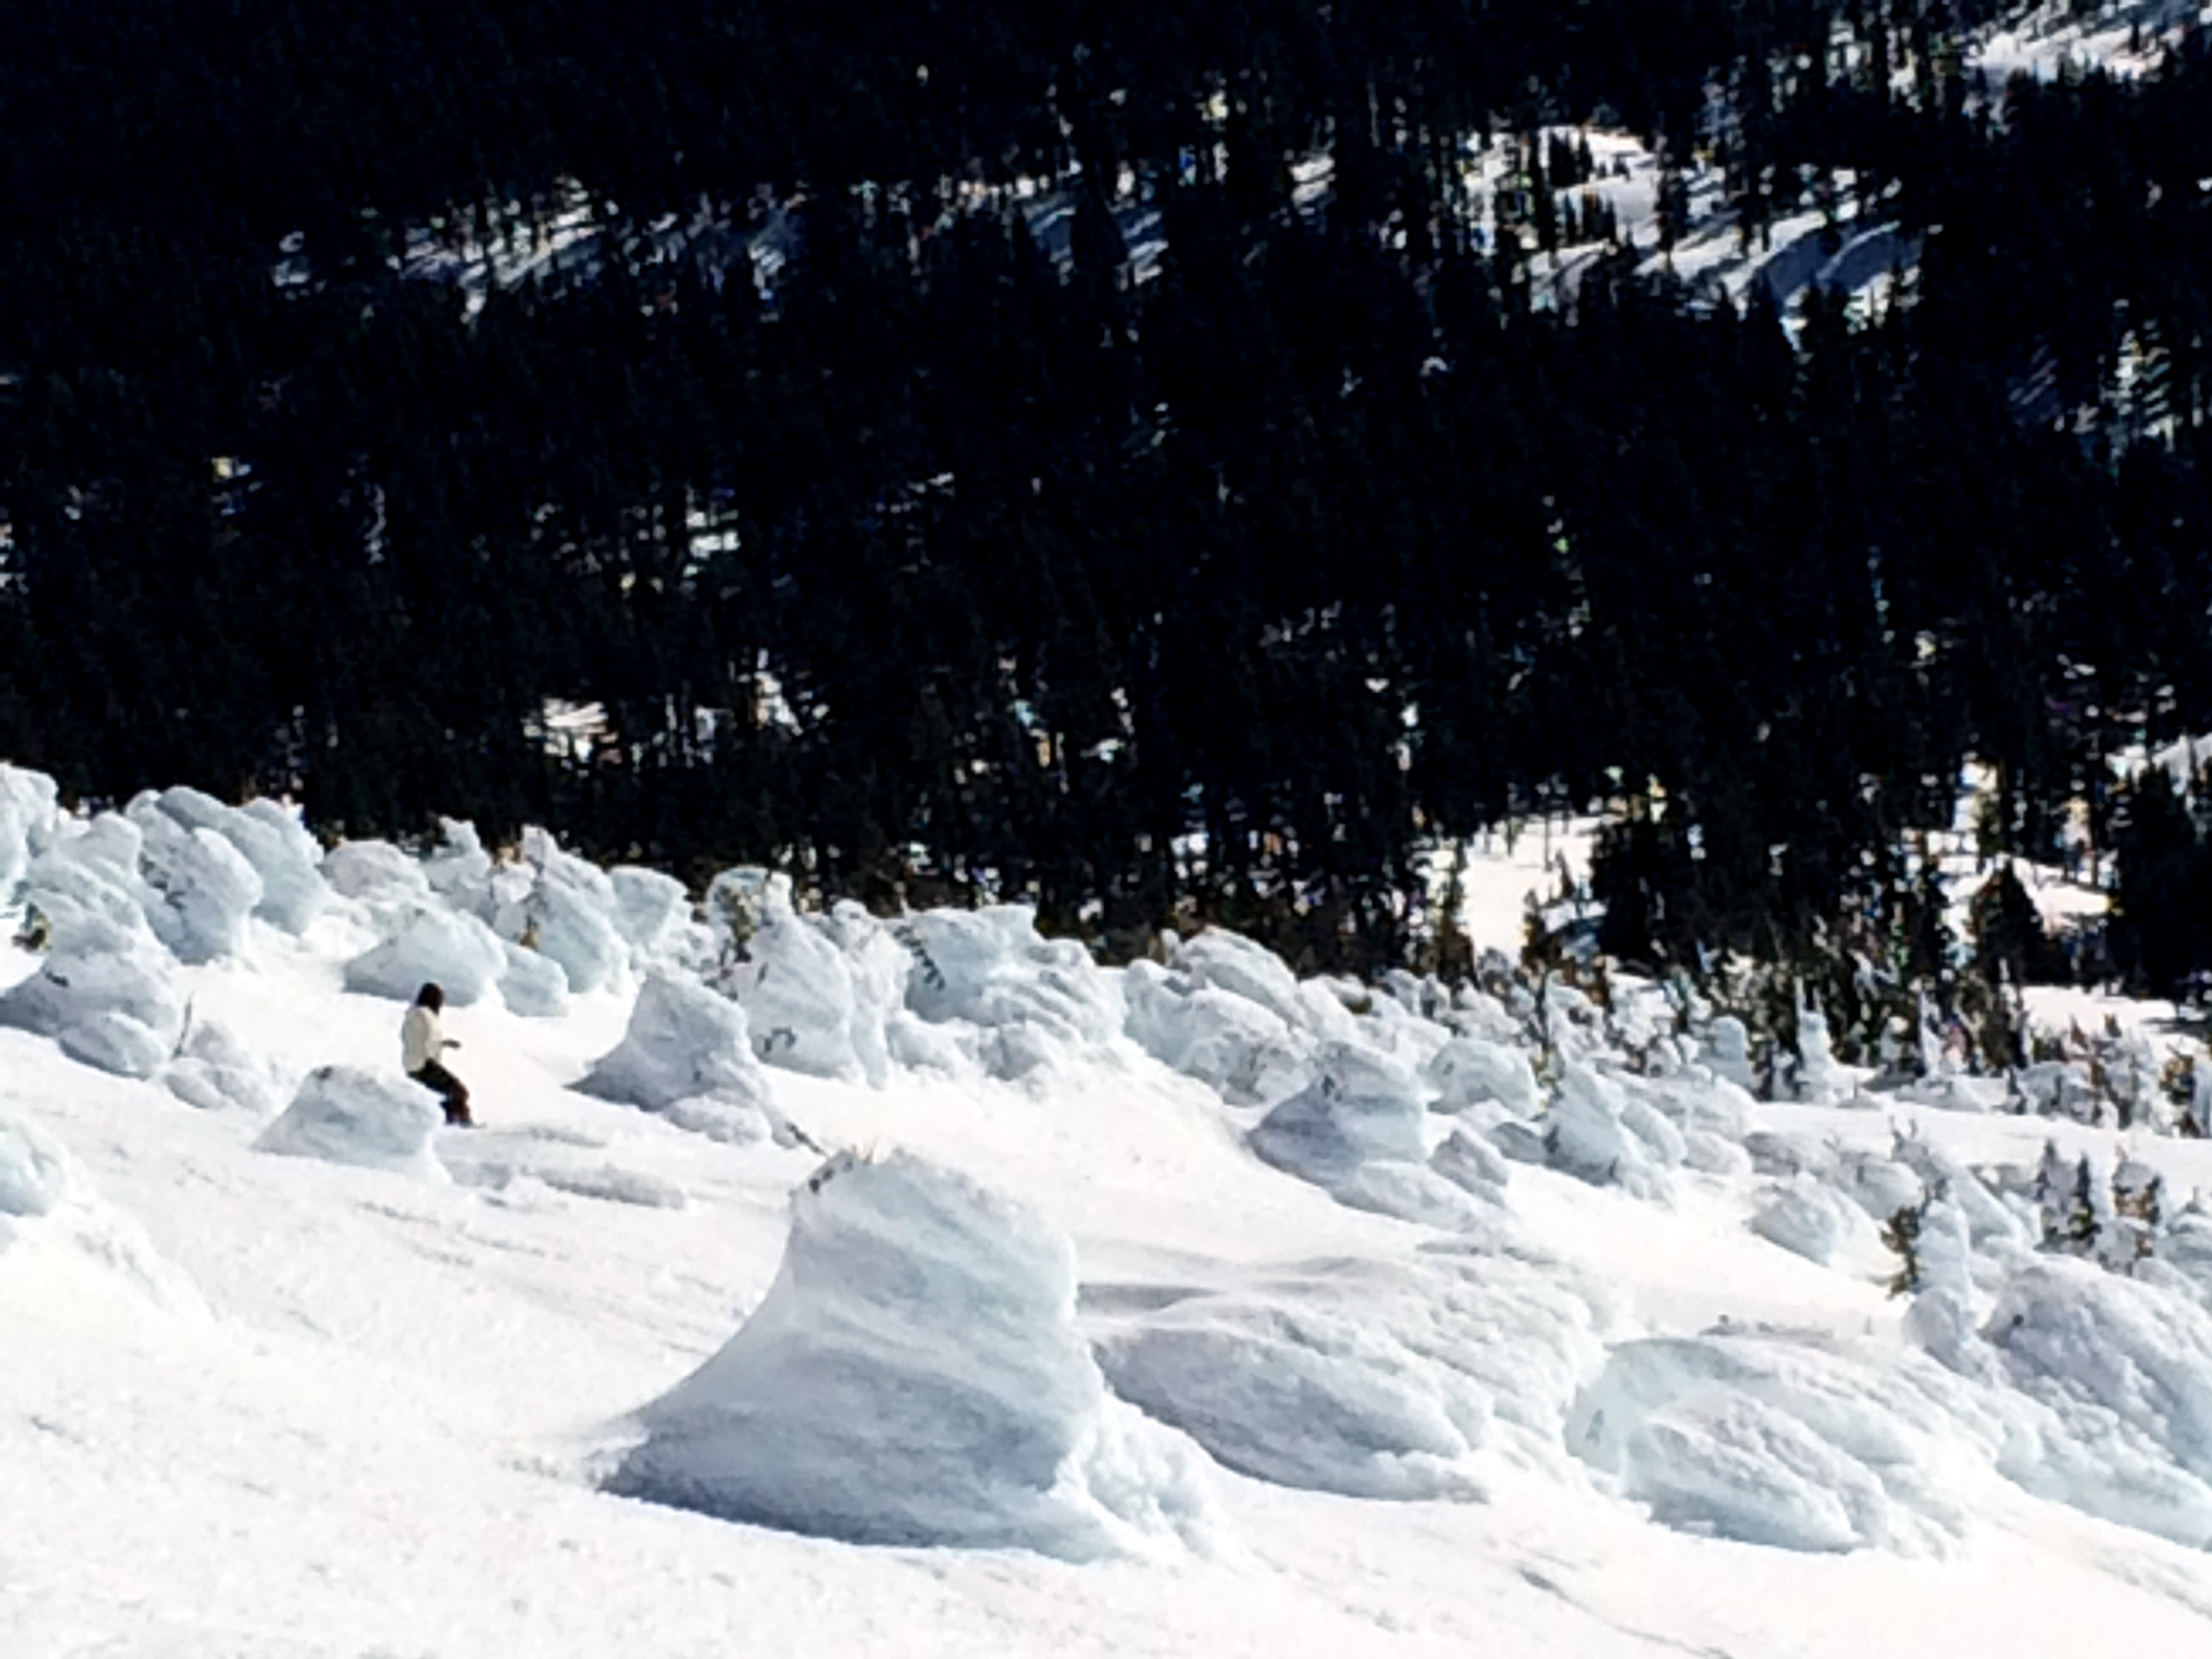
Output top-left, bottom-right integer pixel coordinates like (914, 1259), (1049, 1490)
(5, 811), (2212, 1655)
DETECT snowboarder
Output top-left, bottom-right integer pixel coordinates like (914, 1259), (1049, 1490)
(403, 982), (472, 1125)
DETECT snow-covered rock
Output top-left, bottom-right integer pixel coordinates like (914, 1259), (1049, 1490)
(611, 1150), (1215, 1558)
(255, 1065), (447, 1179)
(580, 972), (771, 1113)
(343, 908), (508, 1007)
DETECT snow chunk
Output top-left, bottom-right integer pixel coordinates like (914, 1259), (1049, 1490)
(1099, 1242), (1612, 1500)
(611, 1149), (1216, 1558)
(0, 1110), (205, 1317)
(0, 1115), (68, 1219)
(501, 827), (627, 995)
(580, 972), (771, 1113)
(823, 901), (904, 1088)
(343, 907), (508, 1007)
(609, 864), (703, 972)
(1250, 1041), (1493, 1229)
(256, 1065), (448, 1179)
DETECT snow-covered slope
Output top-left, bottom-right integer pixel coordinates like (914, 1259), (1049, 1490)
(6, 771), (2212, 1657)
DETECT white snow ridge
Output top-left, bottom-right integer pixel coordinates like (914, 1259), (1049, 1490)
(609, 1148), (1216, 1558)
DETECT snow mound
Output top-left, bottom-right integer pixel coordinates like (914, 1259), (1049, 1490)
(609, 864), (703, 972)
(1544, 1064), (1682, 1201)
(0, 763), (60, 903)
(893, 907), (1124, 1079)
(127, 794), (265, 963)
(1568, 1333), (1973, 1555)
(822, 901), (903, 1088)
(611, 1149), (1216, 1558)
(498, 827), (627, 996)
(146, 787), (328, 934)
(580, 972), (772, 1115)
(0, 836), (187, 1078)
(1124, 958), (1309, 1105)
(161, 1015), (284, 1116)
(321, 840), (433, 909)
(498, 940), (572, 1018)
(1098, 1240), (1613, 1500)
(255, 1065), (448, 1179)
(344, 907), (508, 1007)
(1986, 1259), (2212, 1497)
(0, 1110), (205, 1317)
(1250, 1041), (1494, 1229)
(1424, 1035), (1540, 1118)
(1751, 1176), (1891, 1273)
(724, 880), (863, 1081)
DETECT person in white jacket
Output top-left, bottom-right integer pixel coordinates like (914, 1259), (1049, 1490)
(402, 983), (472, 1125)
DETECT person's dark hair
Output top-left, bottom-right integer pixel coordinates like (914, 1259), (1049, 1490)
(414, 983), (445, 1011)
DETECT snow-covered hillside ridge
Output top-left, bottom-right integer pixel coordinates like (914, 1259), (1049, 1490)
(7, 758), (2212, 1657)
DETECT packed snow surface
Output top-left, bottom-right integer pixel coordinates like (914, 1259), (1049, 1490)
(9, 767), (2212, 1657)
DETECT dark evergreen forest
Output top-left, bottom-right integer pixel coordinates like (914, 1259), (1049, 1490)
(7, 1), (2212, 988)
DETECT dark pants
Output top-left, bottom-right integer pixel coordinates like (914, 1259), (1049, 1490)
(411, 1059), (472, 1125)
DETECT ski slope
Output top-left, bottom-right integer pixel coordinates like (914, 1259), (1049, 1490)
(5, 773), (2212, 1657)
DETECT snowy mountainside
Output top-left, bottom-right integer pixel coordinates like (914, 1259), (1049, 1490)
(6, 763), (2212, 1656)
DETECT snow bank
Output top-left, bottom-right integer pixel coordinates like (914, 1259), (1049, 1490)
(580, 972), (772, 1115)
(1098, 1241), (1612, 1500)
(611, 1149), (1215, 1558)
(343, 907), (509, 1007)
(1249, 1041), (1496, 1229)
(255, 1065), (448, 1179)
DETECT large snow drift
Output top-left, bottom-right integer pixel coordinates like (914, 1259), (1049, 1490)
(611, 1149), (1215, 1558)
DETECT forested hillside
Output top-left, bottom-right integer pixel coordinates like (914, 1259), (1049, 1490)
(6, 0), (2212, 987)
